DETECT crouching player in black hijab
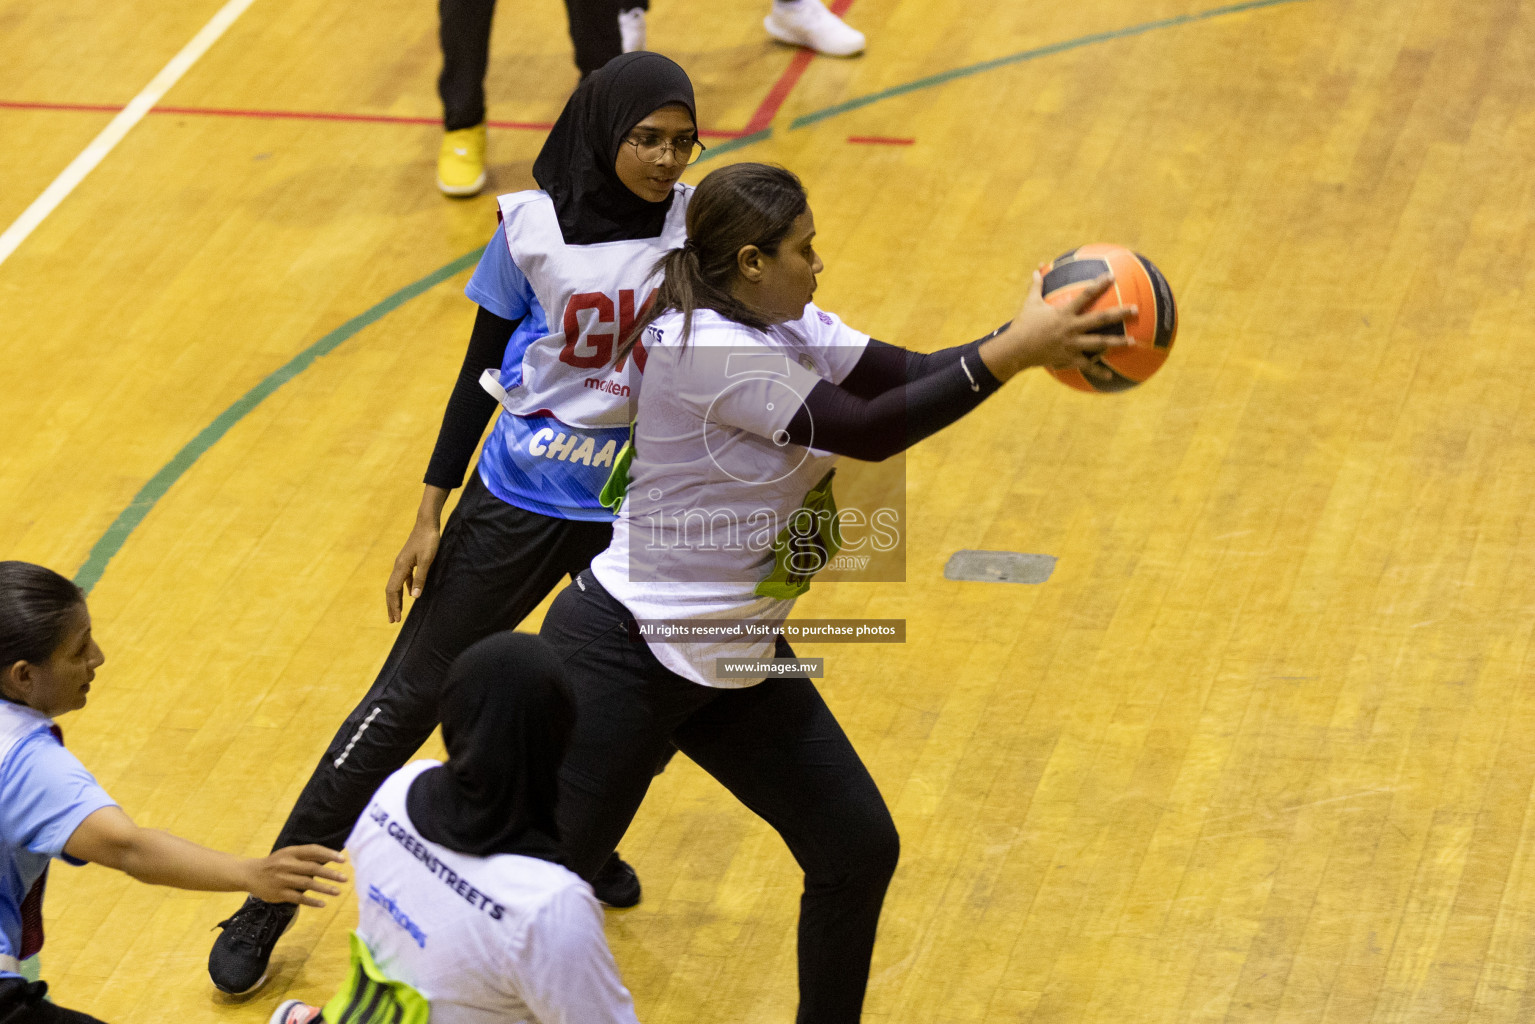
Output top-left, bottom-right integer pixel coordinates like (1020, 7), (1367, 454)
(270, 633), (640, 1024)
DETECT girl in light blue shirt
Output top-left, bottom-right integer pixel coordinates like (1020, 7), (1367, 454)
(0, 561), (347, 1024)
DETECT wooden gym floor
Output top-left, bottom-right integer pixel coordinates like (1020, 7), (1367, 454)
(5, 0), (1535, 1020)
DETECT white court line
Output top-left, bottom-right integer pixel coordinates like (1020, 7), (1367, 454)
(0, 0), (260, 269)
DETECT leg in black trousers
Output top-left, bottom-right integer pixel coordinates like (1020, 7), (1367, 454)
(675, 671), (899, 1024)
(0, 980), (109, 1024)
(547, 577), (711, 880)
(210, 477), (612, 994)
(438, 0), (651, 132)
(546, 573), (899, 1024)
(438, 0), (495, 131)
(273, 473), (612, 853)
(563, 0), (647, 78)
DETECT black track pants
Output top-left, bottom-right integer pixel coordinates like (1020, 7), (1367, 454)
(542, 571), (900, 1024)
(439, 0), (651, 130)
(272, 473), (612, 852)
(0, 980), (108, 1024)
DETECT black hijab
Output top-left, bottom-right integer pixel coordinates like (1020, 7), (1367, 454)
(406, 632), (575, 861)
(532, 52), (696, 245)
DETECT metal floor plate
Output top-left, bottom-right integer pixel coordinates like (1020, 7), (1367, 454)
(943, 550), (1057, 584)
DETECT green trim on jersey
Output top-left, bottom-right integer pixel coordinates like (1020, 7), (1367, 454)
(598, 421), (636, 514)
(321, 932), (431, 1024)
(755, 469), (841, 600)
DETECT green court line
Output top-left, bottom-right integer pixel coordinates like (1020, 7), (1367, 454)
(72, 0), (1304, 591)
(700, 128), (774, 160)
(790, 0), (1311, 130)
(73, 248), (484, 593)
(73, 130), (760, 592)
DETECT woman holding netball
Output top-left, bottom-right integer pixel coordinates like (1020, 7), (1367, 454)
(207, 51), (703, 995)
(539, 161), (1134, 1022)
(0, 562), (345, 1024)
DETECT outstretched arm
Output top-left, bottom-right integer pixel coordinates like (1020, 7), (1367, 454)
(836, 334), (996, 398)
(63, 806), (347, 906)
(784, 271), (1132, 460)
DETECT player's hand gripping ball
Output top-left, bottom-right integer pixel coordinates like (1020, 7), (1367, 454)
(1042, 244), (1177, 392)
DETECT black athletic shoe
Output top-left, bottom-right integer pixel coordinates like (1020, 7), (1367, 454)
(208, 896), (296, 996)
(592, 852), (642, 908)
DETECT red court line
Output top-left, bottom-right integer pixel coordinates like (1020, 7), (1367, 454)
(1, 100), (123, 114)
(1, 100), (745, 138)
(2, 11), (860, 141)
(742, 0), (857, 134)
(744, 49), (818, 134)
(163, 105), (456, 126)
(846, 135), (914, 145)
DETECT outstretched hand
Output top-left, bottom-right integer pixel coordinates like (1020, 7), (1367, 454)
(980, 268), (1137, 382)
(250, 845), (348, 907)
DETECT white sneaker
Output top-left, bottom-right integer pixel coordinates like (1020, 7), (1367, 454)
(764, 0), (865, 57)
(619, 7), (647, 52)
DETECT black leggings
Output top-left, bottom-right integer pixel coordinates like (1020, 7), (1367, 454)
(439, 0), (649, 130)
(273, 473), (612, 852)
(542, 572), (900, 1024)
(0, 981), (106, 1024)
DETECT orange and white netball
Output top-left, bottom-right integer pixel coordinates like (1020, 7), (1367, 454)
(1041, 243), (1178, 393)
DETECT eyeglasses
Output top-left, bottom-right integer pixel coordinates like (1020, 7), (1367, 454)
(622, 131), (706, 166)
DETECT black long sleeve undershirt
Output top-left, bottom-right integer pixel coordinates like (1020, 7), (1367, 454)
(423, 306), (519, 489)
(835, 336), (985, 397)
(783, 333), (1006, 462)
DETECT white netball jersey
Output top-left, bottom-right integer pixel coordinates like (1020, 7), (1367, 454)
(477, 187), (691, 521)
(347, 761), (639, 1024)
(0, 702), (50, 764)
(591, 304), (870, 686)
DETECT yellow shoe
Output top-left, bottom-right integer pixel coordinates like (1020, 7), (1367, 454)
(437, 123), (487, 197)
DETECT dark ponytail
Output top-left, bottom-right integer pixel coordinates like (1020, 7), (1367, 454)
(0, 562), (84, 675)
(620, 162), (809, 359)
